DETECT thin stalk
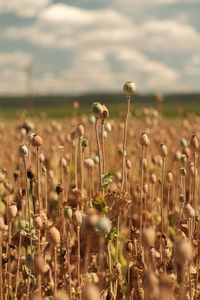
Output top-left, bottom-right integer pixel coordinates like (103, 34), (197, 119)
(15, 231), (22, 296)
(77, 226), (81, 299)
(0, 231), (2, 300)
(161, 158), (166, 233)
(101, 121), (106, 175)
(139, 147), (145, 246)
(115, 209), (121, 263)
(75, 138), (78, 189)
(36, 147), (42, 214)
(54, 246), (57, 298)
(95, 118), (103, 187)
(121, 96), (131, 191)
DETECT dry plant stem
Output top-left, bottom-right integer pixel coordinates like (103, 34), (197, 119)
(161, 157), (166, 233)
(54, 246), (57, 298)
(7, 220), (12, 295)
(139, 147), (145, 246)
(121, 96), (131, 191)
(67, 223), (72, 299)
(37, 147), (42, 214)
(37, 229), (42, 296)
(15, 231), (22, 297)
(23, 157), (31, 226)
(101, 121), (106, 175)
(95, 118), (103, 187)
(115, 209), (121, 263)
(79, 138), (84, 210)
(77, 226), (81, 299)
(75, 138), (79, 189)
(107, 244), (113, 294)
(0, 232), (2, 300)
(193, 152), (197, 212)
(167, 184), (171, 236)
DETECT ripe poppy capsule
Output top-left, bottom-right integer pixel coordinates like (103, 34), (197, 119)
(93, 102), (104, 118)
(160, 144), (168, 158)
(48, 226), (61, 246)
(31, 134), (43, 147)
(123, 80), (136, 97)
(18, 144), (29, 158)
(8, 203), (18, 219)
(140, 132), (150, 147)
(190, 134), (199, 151)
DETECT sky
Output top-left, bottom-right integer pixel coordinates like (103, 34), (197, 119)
(0, 0), (200, 95)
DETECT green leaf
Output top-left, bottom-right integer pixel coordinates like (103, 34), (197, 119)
(106, 226), (117, 244)
(101, 172), (113, 188)
(92, 193), (109, 213)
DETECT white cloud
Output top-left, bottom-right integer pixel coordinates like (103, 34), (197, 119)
(0, 51), (33, 69)
(0, 0), (51, 17)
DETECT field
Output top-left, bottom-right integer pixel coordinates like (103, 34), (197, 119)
(0, 90), (200, 300)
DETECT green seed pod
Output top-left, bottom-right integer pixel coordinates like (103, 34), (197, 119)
(64, 206), (73, 220)
(18, 144), (29, 158)
(93, 102), (104, 118)
(180, 167), (186, 177)
(82, 138), (88, 149)
(123, 80), (136, 96)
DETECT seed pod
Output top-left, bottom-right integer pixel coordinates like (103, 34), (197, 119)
(34, 215), (43, 229)
(123, 80), (136, 96)
(105, 122), (112, 132)
(18, 144), (29, 158)
(179, 194), (185, 203)
(96, 216), (111, 233)
(180, 167), (186, 177)
(84, 158), (95, 169)
(160, 144), (168, 157)
(8, 203), (18, 219)
(56, 183), (63, 195)
(140, 132), (150, 147)
(142, 227), (156, 248)
(174, 151), (181, 161)
(48, 226), (61, 246)
(0, 169), (6, 183)
(93, 102), (104, 118)
(31, 134), (43, 147)
(175, 240), (193, 264)
(190, 134), (199, 151)
(34, 253), (48, 274)
(77, 124), (84, 137)
(64, 206), (73, 220)
(73, 209), (83, 227)
(100, 104), (109, 120)
(183, 203), (195, 218)
(93, 156), (99, 164)
(82, 138), (88, 149)
(126, 159), (132, 170)
(180, 138), (188, 148)
(126, 240), (133, 253)
(150, 173), (157, 184)
(180, 154), (187, 165)
(167, 171), (173, 184)
(143, 183), (148, 194)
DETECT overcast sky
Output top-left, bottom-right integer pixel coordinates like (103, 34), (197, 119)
(0, 0), (200, 95)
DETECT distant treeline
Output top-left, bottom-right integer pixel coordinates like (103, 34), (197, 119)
(0, 93), (199, 107)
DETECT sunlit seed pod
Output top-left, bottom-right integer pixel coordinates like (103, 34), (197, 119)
(34, 215), (43, 230)
(166, 171), (173, 184)
(34, 253), (48, 274)
(89, 115), (96, 125)
(180, 138), (188, 148)
(174, 151), (182, 161)
(182, 147), (191, 158)
(93, 102), (104, 118)
(0, 169), (7, 183)
(77, 124), (84, 137)
(142, 227), (156, 248)
(100, 104), (109, 120)
(190, 134), (199, 151)
(160, 144), (168, 157)
(126, 240), (133, 253)
(180, 154), (187, 164)
(140, 132), (150, 147)
(126, 159), (132, 170)
(83, 284), (101, 300)
(105, 122), (112, 132)
(31, 134), (43, 147)
(123, 80), (136, 96)
(82, 138), (88, 149)
(0, 216), (5, 230)
(84, 158), (95, 169)
(64, 206), (73, 220)
(180, 167), (186, 177)
(93, 156), (99, 165)
(96, 216), (111, 234)
(19, 220), (29, 230)
(150, 173), (157, 184)
(39, 153), (45, 163)
(8, 203), (18, 219)
(18, 144), (29, 158)
(183, 203), (195, 219)
(175, 240), (193, 264)
(73, 209), (83, 227)
(48, 226), (61, 246)
(179, 194), (185, 203)
(143, 184), (148, 194)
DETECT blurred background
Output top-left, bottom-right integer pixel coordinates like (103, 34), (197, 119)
(0, 0), (199, 118)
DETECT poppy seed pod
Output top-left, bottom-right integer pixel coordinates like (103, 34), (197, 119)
(48, 226), (61, 246)
(142, 227), (156, 248)
(96, 216), (111, 234)
(183, 203), (195, 219)
(180, 167), (186, 177)
(93, 102), (104, 118)
(77, 124), (84, 137)
(123, 80), (136, 96)
(84, 158), (95, 169)
(160, 144), (168, 157)
(31, 134), (43, 147)
(82, 138), (88, 149)
(143, 183), (148, 194)
(182, 147), (191, 158)
(105, 122), (112, 132)
(150, 173), (157, 184)
(8, 203), (18, 219)
(190, 134), (199, 151)
(167, 171), (173, 184)
(180, 154), (187, 165)
(140, 132), (150, 147)
(18, 144), (29, 158)
(73, 209), (83, 227)
(64, 206), (73, 220)
(100, 104), (109, 120)
(34, 253), (48, 274)
(34, 215), (43, 230)
(126, 159), (132, 170)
